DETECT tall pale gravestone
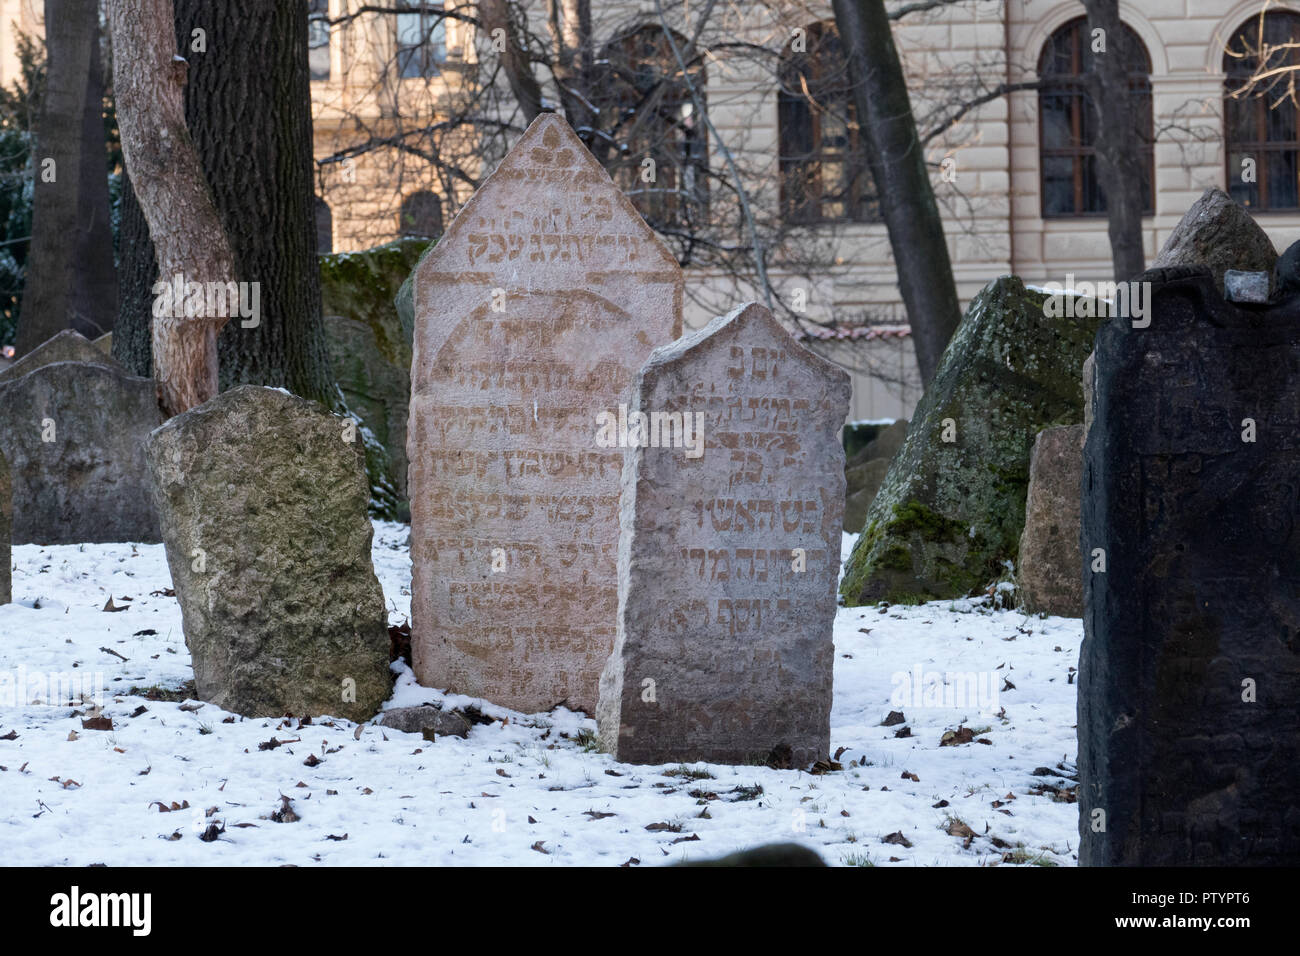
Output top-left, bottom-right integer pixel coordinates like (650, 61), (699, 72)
(146, 386), (391, 722)
(597, 303), (850, 766)
(408, 114), (683, 714)
(1080, 265), (1300, 865)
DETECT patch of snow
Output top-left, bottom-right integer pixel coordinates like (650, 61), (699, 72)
(0, 523), (1081, 867)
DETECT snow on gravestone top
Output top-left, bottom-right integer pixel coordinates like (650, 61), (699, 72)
(596, 302), (851, 766)
(408, 113), (683, 714)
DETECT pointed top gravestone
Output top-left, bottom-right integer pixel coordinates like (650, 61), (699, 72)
(597, 302), (851, 766)
(408, 113), (683, 714)
(0, 329), (122, 384)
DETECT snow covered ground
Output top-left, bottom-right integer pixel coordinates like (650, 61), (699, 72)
(0, 524), (1082, 866)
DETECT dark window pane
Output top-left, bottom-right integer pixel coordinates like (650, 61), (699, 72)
(1038, 17), (1152, 217)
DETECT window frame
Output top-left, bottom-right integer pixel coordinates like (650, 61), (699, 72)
(777, 21), (878, 226)
(396, 1), (447, 80)
(1036, 16), (1155, 220)
(1223, 11), (1300, 213)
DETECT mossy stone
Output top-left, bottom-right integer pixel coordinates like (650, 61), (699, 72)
(840, 275), (1104, 606)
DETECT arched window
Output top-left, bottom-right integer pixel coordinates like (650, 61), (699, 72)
(315, 196), (332, 254)
(399, 190), (443, 238)
(1224, 11), (1300, 211)
(594, 25), (708, 230)
(1038, 17), (1153, 218)
(778, 22), (876, 224)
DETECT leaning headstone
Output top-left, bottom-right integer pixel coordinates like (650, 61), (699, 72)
(1152, 188), (1276, 296)
(0, 329), (122, 384)
(597, 303), (850, 766)
(840, 276), (1102, 606)
(1080, 264), (1300, 865)
(409, 113), (683, 715)
(0, 450), (10, 604)
(146, 385), (391, 722)
(0, 361), (162, 544)
(1016, 425), (1084, 617)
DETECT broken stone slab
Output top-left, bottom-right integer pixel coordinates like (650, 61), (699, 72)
(375, 704), (472, 738)
(597, 302), (850, 766)
(408, 113), (683, 715)
(840, 276), (1102, 606)
(1016, 425), (1084, 617)
(1152, 188), (1276, 296)
(146, 385), (391, 722)
(0, 361), (162, 544)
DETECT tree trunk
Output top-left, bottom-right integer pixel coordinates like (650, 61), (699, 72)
(549, 0), (596, 147)
(18, 0), (118, 354)
(172, 0), (335, 407)
(108, 0), (236, 415)
(482, 0), (546, 124)
(831, 0), (961, 386)
(111, 170), (158, 377)
(1084, 0), (1146, 281)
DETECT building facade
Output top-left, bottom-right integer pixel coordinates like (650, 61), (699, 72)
(5, 1), (1297, 420)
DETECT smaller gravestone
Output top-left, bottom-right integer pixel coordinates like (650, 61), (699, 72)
(0, 329), (121, 384)
(598, 303), (850, 766)
(0, 449), (10, 605)
(0, 361), (162, 544)
(146, 386), (391, 721)
(1081, 264), (1300, 865)
(1016, 425), (1084, 617)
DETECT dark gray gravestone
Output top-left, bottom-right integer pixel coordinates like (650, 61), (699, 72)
(1080, 264), (1300, 866)
(0, 361), (162, 544)
(597, 303), (850, 766)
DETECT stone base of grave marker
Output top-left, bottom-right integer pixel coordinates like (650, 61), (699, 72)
(597, 303), (850, 766)
(1080, 264), (1300, 866)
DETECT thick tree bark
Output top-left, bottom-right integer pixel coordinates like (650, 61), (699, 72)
(1084, 0), (1146, 281)
(109, 0), (236, 416)
(831, 0), (961, 386)
(111, 171), (157, 377)
(172, 0), (335, 406)
(18, 0), (118, 354)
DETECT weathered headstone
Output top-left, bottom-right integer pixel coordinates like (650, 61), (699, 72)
(146, 385), (391, 721)
(1152, 188), (1276, 296)
(0, 329), (122, 384)
(321, 237), (429, 517)
(597, 303), (850, 766)
(409, 114), (683, 714)
(1080, 264), (1300, 865)
(844, 418), (908, 534)
(1016, 425), (1084, 617)
(0, 361), (162, 544)
(840, 276), (1102, 606)
(0, 449), (10, 605)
